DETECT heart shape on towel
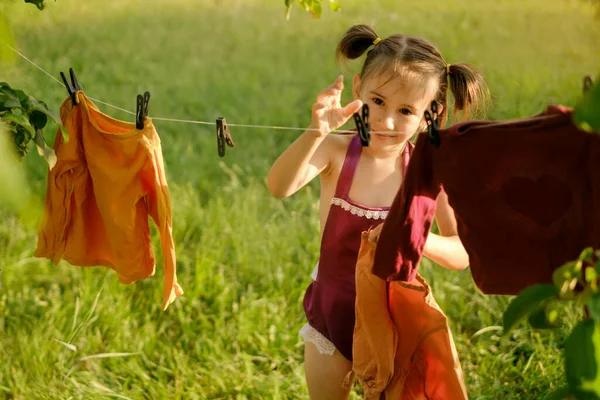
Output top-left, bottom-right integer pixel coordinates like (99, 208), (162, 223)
(500, 174), (572, 226)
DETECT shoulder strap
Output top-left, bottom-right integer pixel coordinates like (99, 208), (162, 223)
(334, 134), (362, 197)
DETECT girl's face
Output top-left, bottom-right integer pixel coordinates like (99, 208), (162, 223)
(353, 70), (440, 149)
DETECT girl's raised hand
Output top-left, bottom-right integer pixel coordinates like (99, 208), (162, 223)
(309, 75), (363, 137)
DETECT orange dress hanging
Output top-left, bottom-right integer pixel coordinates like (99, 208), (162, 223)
(35, 91), (183, 311)
(352, 232), (467, 399)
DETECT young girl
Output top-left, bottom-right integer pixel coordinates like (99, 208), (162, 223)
(267, 24), (489, 399)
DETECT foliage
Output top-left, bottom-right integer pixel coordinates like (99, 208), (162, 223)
(503, 248), (600, 399)
(24, 0), (48, 10)
(284, 0), (341, 19)
(574, 76), (600, 134)
(0, 0), (65, 176)
(0, 81), (64, 169)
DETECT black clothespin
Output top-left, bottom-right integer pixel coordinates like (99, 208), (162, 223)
(353, 103), (370, 146)
(60, 68), (81, 105)
(216, 117), (235, 157)
(583, 76), (593, 94)
(423, 101), (441, 148)
(136, 91), (150, 129)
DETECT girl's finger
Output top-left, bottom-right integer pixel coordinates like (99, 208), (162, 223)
(312, 101), (327, 111)
(324, 76), (344, 92)
(340, 99), (363, 119)
(317, 86), (342, 101)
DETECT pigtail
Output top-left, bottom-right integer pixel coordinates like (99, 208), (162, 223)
(335, 24), (380, 67)
(447, 63), (490, 121)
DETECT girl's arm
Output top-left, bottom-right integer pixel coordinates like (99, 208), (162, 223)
(422, 190), (470, 271)
(367, 190), (469, 270)
(267, 75), (362, 198)
(267, 131), (331, 198)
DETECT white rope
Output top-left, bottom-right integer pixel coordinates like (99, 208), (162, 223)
(6, 44), (65, 87)
(87, 97), (137, 116)
(5, 43), (403, 136)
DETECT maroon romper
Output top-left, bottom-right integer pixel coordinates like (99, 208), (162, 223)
(303, 133), (411, 361)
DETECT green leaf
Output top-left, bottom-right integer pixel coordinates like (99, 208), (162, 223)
(503, 284), (559, 334)
(543, 386), (571, 400)
(554, 260), (583, 299)
(297, 0), (310, 11)
(15, 124), (33, 147)
(29, 110), (48, 130)
(1, 112), (35, 137)
(329, 0), (341, 11)
(587, 267), (599, 284)
(29, 98), (60, 123)
(24, 0), (46, 11)
(565, 319), (600, 399)
(28, 99), (67, 142)
(33, 129), (57, 170)
(2, 99), (21, 109)
(0, 84), (18, 101)
(286, 0), (329, 19)
(574, 75), (600, 134)
(580, 247), (596, 263)
(19, 96), (32, 111)
(590, 293), (600, 324)
(310, 1), (322, 18)
(14, 90), (28, 102)
(14, 129), (28, 152)
(528, 303), (562, 329)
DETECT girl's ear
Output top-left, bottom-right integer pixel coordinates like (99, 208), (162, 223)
(352, 74), (361, 100)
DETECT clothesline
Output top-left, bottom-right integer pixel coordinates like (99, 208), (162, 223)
(5, 44), (404, 136)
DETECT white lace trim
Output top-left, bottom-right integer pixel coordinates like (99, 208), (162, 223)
(331, 197), (388, 220)
(299, 323), (336, 355)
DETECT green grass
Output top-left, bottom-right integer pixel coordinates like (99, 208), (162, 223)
(1, 0), (599, 398)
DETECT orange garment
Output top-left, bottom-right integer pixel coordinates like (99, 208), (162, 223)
(35, 91), (183, 310)
(352, 232), (466, 399)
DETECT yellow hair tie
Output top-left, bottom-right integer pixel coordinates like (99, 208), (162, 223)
(373, 37), (381, 46)
(446, 63), (451, 74)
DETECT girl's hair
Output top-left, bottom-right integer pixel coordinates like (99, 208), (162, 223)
(336, 24), (490, 127)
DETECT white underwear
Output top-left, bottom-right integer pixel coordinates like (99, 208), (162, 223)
(299, 323), (336, 356)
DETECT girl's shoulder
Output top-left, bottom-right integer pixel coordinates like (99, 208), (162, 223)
(320, 132), (357, 178)
(326, 130), (356, 152)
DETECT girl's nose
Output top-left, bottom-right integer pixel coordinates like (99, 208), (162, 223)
(383, 116), (395, 131)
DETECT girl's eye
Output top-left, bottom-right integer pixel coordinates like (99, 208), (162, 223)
(400, 108), (412, 115)
(372, 97), (384, 106)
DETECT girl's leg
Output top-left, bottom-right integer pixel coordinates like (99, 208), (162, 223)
(304, 341), (353, 400)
